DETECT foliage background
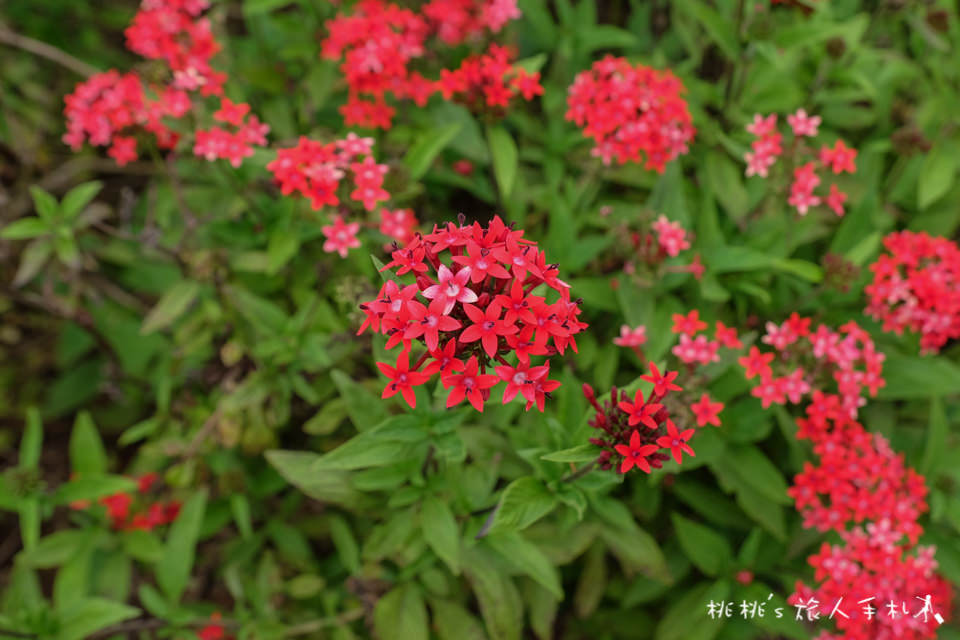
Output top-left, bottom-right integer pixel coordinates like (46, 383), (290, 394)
(1, 0), (960, 639)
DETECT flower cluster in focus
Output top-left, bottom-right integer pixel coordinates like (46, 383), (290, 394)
(358, 215), (586, 411)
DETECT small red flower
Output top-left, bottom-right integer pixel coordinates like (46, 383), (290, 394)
(376, 350), (431, 409)
(618, 389), (663, 430)
(443, 356), (499, 411)
(690, 393), (724, 427)
(614, 430), (659, 473)
(656, 419), (695, 463)
(738, 346), (774, 380)
(640, 363), (682, 397)
(671, 310), (708, 336)
(460, 302), (518, 357)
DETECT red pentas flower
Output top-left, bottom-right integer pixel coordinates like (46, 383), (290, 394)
(788, 523), (951, 640)
(743, 108), (856, 217)
(865, 230), (960, 354)
(358, 215), (586, 412)
(583, 361), (716, 474)
(193, 97), (270, 168)
(437, 44), (542, 113)
(73, 472), (180, 531)
(125, 0), (225, 95)
(566, 56), (695, 172)
(63, 71), (186, 166)
(321, 0), (522, 129)
(266, 134), (389, 212)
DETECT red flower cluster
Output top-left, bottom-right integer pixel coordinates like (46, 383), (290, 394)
(736, 315), (884, 417)
(193, 97), (270, 167)
(64, 0), (267, 167)
(266, 134), (389, 212)
(63, 72), (189, 166)
(379, 208), (420, 247)
(357, 215), (586, 411)
(583, 363), (717, 474)
(438, 44), (543, 112)
(125, 0), (225, 95)
(790, 523), (951, 640)
(73, 473), (181, 532)
(789, 410), (928, 541)
(620, 215), (703, 283)
(744, 110), (856, 217)
(565, 56), (695, 172)
(865, 230), (960, 353)
(321, 0), (523, 128)
(785, 406), (952, 638)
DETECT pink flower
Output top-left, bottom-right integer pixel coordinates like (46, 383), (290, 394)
(613, 324), (647, 347)
(322, 216), (361, 258)
(421, 264), (479, 315)
(787, 108), (821, 137)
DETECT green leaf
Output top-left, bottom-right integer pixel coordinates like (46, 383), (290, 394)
(405, 123), (463, 180)
(921, 397), (948, 475)
(13, 239), (54, 286)
(705, 151), (748, 220)
(29, 186), (59, 221)
(876, 352), (960, 399)
(373, 584), (429, 640)
(703, 246), (773, 273)
(541, 443), (600, 463)
(464, 547), (523, 640)
(733, 482), (786, 541)
(19, 499), (40, 550)
(18, 530), (93, 569)
(20, 407), (43, 469)
(486, 533), (563, 600)
(264, 450), (366, 506)
(431, 599), (487, 640)
(671, 513), (733, 577)
(421, 495), (461, 574)
(721, 445), (790, 505)
(304, 415), (426, 471)
(484, 477), (558, 536)
(771, 258), (823, 283)
(845, 231), (882, 267)
(329, 515), (360, 573)
(156, 489), (207, 603)
(591, 496), (669, 580)
(330, 369), (389, 431)
(487, 125), (518, 198)
(52, 475), (137, 506)
(55, 597), (140, 640)
(61, 181), (103, 220)
(654, 579), (729, 640)
(1, 218), (50, 240)
(69, 411), (107, 474)
(140, 281), (200, 334)
(917, 145), (958, 209)
(578, 25), (637, 52)
(675, 0), (739, 58)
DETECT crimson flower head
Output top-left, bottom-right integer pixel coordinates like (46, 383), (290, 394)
(640, 362), (682, 397)
(566, 55), (695, 172)
(359, 214), (587, 412)
(690, 393), (723, 427)
(656, 419), (695, 463)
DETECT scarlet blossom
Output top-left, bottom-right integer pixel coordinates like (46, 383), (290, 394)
(656, 419), (695, 463)
(566, 56), (695, 172)
(322, 216), (362, 258)
(651, 215), (691, 257)
(618, 389), (663, 430)
(380, 208), (419, 245)
(614, 430), (659, 473)
(437, 44), (542, 113)
(359, 215), (586, 411)
(671, 310), (707, 336)
(819, 139), (857, 174)
(442, 355), (499, 411)
(376, 350), (431, 408)
(738, 346), (774, 380)
(197, 612), (232, 640)
(640, 362), (682, 397)
(865, 230), (960, 353)
(690, 394), (723, 427)
(714, 321), (742, 348)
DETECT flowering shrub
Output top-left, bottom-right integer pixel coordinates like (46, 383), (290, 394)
(2, 2), (960, 640)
